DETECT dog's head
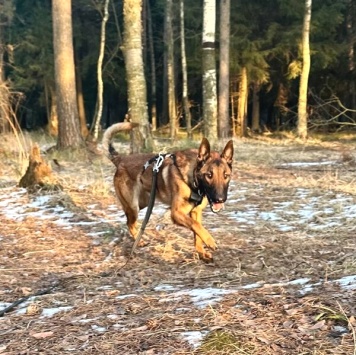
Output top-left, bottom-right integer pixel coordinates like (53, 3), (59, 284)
(195, 138), (234, 213)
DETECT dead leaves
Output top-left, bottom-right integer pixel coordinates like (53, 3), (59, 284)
(30, 331), (54, 339)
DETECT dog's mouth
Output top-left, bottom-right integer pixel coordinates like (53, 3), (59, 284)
(210, 202), (225, 213)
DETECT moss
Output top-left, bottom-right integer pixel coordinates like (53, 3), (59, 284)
(198, 330), (254, 354)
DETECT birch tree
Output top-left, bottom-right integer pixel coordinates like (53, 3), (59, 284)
(92, 0), (110, 141)
(52, 0), (83, 149)
(123, 0), (152, 152)
(297, 0), (312, 139)
(202, 0), (218, 140)
(165, 0), (177, 139)
(180, 0), (192, 139)
(146, 0), (157, 131)
(218, 0), (230, 138)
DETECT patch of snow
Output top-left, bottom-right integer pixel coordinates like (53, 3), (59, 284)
(78, 317), (100, 323)
(160, 287), (233, 308)
(41, 306), (73, 318)
(154, 284), (180, 292)
(280, 161), (335, 167)
(91, 325), (107, 333)
(181, 330), (209, 349)
(335, 275), (356, 289)
(96, 285), (113, 290)
(116, 294), (137, 300)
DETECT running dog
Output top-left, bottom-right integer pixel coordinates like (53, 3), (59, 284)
(102, 122), (234, 262)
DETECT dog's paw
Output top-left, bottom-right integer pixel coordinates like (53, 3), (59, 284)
(203, 236), (217, 250)
(198, 251), (214, 263)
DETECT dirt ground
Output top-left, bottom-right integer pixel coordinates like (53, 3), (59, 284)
(1, 132), (356, 354)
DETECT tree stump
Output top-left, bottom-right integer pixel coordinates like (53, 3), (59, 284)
(19, 144), (62, 191)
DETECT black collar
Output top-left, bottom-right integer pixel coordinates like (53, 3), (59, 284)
(189, 181), (204, 205)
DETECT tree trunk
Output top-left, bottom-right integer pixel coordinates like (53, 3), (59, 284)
(218, 0), (230, 138)
(236, 67), (248, 137)
(251, 81), (260, 132)
(202, 0), (218, 141)
(52, 0), (83, 149)
(297, 0), (312, 139)
(123, 0), (153, 153)
(180, 0), (192, 139)
(347, 0), (356, 120)
(0, 24), (11, 133)
(165, 0), (177, 140)
(146, 0), (157, 131)
(47, 84), (59, 137)
(92, 0), (110, 142)
(19, 144), (61, 191)
(76, 64), (89, 138)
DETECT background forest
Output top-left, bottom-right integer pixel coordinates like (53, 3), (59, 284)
(0, 0), (355, 143)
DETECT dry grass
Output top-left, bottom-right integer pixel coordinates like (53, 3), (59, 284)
(1, 131), (356, 354)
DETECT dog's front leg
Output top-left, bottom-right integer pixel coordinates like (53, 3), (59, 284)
(171, 199), (217, 253)
(190, 206), (214, 262)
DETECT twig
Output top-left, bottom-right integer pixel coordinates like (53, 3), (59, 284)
(0, 281), (60, 317)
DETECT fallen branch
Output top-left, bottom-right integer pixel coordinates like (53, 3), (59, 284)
(0, 281), (60, 317)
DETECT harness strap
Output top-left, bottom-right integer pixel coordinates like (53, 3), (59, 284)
(130, 153), (174, 257)
(130, 169), (158, 257)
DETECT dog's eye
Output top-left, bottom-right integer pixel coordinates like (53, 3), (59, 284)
(206, 172), (213, 179)
(224, 173), (230, 179)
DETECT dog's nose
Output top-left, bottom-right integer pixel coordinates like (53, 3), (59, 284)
(216, 197), (225, 203)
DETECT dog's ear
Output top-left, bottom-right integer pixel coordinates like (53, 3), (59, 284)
(197, 138), (211, 163)
(221, 140), (234, 166)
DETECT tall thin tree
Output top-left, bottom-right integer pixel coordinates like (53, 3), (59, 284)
(123, 0), (153, 152)
(52, 0), (83, 149)
(180, 0), (192, 139)
(92, 0), (110, 142)
(146, 0), (157, 131)
(297, 0), (312, 139)
(218, 0), (230, 138)
(202, 0), (218, 140)
(166, 0), (177, 139)
(236, 66), (248, 137)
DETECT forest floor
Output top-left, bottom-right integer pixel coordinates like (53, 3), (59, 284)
(1, 131), (356, 354)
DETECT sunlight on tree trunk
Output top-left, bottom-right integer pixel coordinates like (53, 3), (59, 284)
(92, 0), (110, 142)
(251, 81), (260, 132)
(218, 0), (230, 138)
(123, 0), (153, 153)
(52, 0), (83, 149)
(76, 65), (89, 138)
(47, 84), (58, 137)
(165, 0), (177, 140)
(297, 0), (312, 140)
(0, 22), (12, 133)
(147, 0), (157, 131)
(236, 67), (248, 137)
(180, 0), (192, 139)
(202, 0), (218, 141)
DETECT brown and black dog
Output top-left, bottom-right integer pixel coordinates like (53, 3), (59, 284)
(102, 122), (234, 261)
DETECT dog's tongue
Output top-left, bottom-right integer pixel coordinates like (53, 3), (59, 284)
(212, 202), (224, 212)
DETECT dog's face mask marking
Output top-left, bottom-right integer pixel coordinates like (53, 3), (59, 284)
(196, 138), (234, 213)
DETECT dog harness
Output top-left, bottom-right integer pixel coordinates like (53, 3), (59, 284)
(130, 153), (175, 257)
(130, 153), (205, 257)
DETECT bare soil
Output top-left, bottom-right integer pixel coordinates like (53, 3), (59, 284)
(1, 134), (356, 354)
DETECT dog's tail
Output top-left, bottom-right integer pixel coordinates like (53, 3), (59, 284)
(102, 122), (139, 160)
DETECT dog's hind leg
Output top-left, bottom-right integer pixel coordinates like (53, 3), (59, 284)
(115, 185), (139, 238)
(124, 206), (139, 237)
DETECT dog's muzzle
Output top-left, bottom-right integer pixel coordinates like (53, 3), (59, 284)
(207, 195), (226, 213)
